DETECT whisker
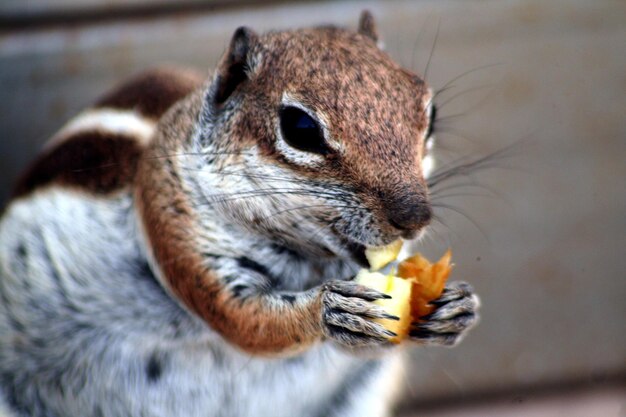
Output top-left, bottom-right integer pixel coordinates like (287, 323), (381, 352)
(431, 202), (489, 243)
(143, 150), (254, 162)
(427, 138), (525, 189)
(433, 112), (470, 123)
(68, 150), (255, 173)
(196, 190), (345, 207)
(410, 12), (434, 72)
(178, 165), (347, 191)
(434, 63), (503, 96)
(429, 216), (456, 247)
(203, 186), (341, 199)
(430, 191), (496, 202)
(260, 203), (360, 222)
(436, 84), (495, 110)
(423, 17), (441, 81)
(303, 221), (338, 252)
(430, 178), (502, 196)
(432, 84), (457, 99)
(433, 126), (483, 145)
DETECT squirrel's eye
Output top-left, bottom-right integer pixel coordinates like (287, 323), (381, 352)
(279, 106), (329, 155)
(425, 104), (437, 142)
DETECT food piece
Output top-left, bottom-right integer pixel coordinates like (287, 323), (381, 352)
(355, 269), (412, 343)
(355, 250), (453, 342)
(398, 250), (452, 318)
(364, 240), (403, 270)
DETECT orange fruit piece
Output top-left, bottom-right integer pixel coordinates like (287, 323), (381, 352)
(398, 250), (453, 319)
(355, 250), (453, 343)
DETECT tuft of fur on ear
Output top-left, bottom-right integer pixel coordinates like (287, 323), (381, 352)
(211, 26), (259, 105)
(358, 10), (379, 43)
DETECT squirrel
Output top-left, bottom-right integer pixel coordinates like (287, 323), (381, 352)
(0, 11), (479, 417)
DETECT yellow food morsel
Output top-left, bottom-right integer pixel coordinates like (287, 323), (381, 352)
(355, 250), (453, 343)
(355, 269), (413, 343)
(364, 240), (403, 270)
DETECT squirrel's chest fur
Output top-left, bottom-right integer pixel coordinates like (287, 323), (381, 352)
(0, 189), (402, 417)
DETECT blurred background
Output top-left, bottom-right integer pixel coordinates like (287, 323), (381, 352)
(1, 0), (624, 416)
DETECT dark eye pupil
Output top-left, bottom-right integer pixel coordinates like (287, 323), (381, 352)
(279, 106), (329, 155)
(295, 114), (316, 130)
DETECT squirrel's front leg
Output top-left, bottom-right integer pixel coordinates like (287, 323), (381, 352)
(175, 254), (329, 355)
(134, 119), (394, 355)
(179, 254), (398, 355)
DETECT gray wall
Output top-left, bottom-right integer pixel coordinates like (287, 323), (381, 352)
(1, 0), (624, 409)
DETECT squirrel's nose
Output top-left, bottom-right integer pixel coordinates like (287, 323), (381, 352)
(385, 196), (432, 238)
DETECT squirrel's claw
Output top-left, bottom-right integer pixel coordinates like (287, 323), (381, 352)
(320, 280), (395, 349)
(409, 281), (480, 347)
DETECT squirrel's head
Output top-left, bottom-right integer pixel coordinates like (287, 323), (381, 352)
(195, 12), (435, 265)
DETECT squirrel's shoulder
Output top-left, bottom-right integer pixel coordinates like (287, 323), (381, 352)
(11, 67), (204, 201)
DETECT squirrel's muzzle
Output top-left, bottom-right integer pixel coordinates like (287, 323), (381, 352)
(382, 191), (432, 239)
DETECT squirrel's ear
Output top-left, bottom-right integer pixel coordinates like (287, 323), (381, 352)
(212, 26), (259, 105)
(358, 10), (379, 43)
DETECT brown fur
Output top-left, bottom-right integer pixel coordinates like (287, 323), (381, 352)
(215, 27), (432, 235)
(11, 67), (203, 200)
(12, 131), (144, 198)
(135, 93), (323, 355)
(96, 67), (204, 119)
(132, 25), (435, 352)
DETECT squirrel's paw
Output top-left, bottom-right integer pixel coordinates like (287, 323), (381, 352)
(409, 281), (480, 347)
(320, 280), (397, 349)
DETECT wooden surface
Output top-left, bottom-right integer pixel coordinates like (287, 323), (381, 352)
(1, 0), (625, 409)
